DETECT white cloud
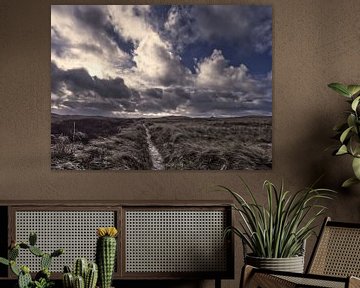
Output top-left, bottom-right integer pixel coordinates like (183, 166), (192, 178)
(107, 5), (151, 43)
(252, 20), (272, 53)
(51, 6), (131, 79)
(195, 49), (254, 91)
(132, 32), (192, 87)
(108, 5), (192, 88)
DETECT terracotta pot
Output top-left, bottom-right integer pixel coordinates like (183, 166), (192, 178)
(245, 254), (305, 273)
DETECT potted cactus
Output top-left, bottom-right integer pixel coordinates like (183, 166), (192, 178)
(0, 232), (64, 288)
(62, 258), (98, 288)
(96, 227), (118, 288)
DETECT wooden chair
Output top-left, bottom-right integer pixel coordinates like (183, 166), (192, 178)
(241, 217), (360, 288)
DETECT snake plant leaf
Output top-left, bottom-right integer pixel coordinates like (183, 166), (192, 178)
(352, 157), (360, 179)
(351, 96), (360, 111)
(340, 126), (353, 143)
(347, 85), (360, 97)
(336, 145), (348, 155)
(328, 83), (351, 97)
(342, 177), (360, 188)
(221, 179), (335, 258)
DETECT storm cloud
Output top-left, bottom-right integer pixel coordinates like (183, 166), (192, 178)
(51, 62), (139, 116)
(51, 5), (272, 118)
(163, 5), (272, 55)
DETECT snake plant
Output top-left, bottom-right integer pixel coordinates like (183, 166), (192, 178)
(328, 83), (360, 187)
(221, 178), (335, 258)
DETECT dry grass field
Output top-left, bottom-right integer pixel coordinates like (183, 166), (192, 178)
(51, 114), (272, 170)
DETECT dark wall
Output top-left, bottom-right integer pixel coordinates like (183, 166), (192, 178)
(1, 0), (360, 287)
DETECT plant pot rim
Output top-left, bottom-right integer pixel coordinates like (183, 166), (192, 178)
(245, 253), (304, 259)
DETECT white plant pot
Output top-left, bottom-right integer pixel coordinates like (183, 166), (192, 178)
(245, 254), (305, 273)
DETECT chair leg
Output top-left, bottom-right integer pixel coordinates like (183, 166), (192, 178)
(240, 265), (255, 288)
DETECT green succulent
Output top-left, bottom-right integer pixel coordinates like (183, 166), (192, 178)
(32, 277), (54, 288)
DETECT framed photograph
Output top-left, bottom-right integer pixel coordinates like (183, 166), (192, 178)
(51, 5), (272, 170)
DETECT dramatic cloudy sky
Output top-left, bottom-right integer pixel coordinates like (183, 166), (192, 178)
(51, 5), (272, 118)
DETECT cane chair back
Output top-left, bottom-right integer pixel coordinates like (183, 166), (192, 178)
(307, 217), (360, 278)
(241, 218), (360, 288)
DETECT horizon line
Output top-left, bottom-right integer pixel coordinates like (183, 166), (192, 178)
(51, 112), (272, 119)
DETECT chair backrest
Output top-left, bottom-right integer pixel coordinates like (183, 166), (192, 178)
(307, 217), (360, 277)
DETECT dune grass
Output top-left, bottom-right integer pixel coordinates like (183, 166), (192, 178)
(51, 118), (151, 170)
(51, 115), (271, 170)
(147, 117), (272, 170)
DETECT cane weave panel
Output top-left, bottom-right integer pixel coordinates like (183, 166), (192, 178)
(125, 210), (227, 272)
(249, 273), (296, 288)
(309, 226), (360, 277)
(15, 211), (115, 272)
(277, 275), (345, 288)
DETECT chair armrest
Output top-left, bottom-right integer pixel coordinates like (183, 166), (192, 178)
(349, 276), (360, 288)
(240, 265), (295, 288)
(240, 265), (349, 288)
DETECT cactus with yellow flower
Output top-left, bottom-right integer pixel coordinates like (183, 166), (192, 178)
(96, 227), (118, 288)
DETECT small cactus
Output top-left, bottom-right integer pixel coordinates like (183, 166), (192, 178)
(64, 265), (72, 273)
(35, 268), (50, 281)
(19, 243), (29, 249)
(18, 269), (32, 288)
(0, 257), (9, 266)
(74, 275), (85, 288)
(0, 232), (64, 288)
(21, 265), (30, 274)
(63, 259), (98, 288)
(10, 260), (20, 276)
(74, 258), (88, 279)
(85, 263), (98, 288)
(51, 248), (64, 257)
(96, 227), (118, 288)
(63, 272), (74, 288)
(62, 265), (74, 288)
(29, 245), (44, 257)
(41, 253), (52, 270)
(29, 232), (37, 246)
(9, 247), (19, 260)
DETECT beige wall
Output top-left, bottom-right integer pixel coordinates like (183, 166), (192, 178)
(1, 0), (360, 287)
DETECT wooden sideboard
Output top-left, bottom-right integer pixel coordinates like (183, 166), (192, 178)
(0, 201), (234, 288)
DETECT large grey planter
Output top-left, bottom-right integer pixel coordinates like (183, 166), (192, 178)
(245, 254), (305, 273)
